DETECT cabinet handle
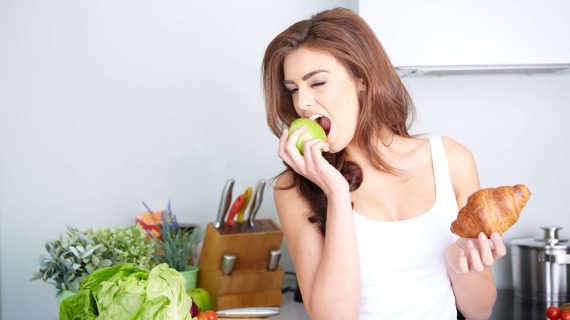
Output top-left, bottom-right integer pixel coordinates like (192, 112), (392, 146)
(543, 253), (570, 264)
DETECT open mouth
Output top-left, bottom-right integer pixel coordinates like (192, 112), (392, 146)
(309, 114), (331, 135)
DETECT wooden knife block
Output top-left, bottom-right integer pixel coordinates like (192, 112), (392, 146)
(198, 219), (284, 310)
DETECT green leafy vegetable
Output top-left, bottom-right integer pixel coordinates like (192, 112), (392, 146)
(60, 263), (195, 320)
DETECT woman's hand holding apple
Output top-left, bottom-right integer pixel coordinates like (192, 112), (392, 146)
(279, 122), (348, 196)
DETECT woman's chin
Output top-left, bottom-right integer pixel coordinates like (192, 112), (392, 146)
(327, 143), (342, 154)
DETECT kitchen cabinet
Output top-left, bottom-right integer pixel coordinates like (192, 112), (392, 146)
(359, 0), (570, 72)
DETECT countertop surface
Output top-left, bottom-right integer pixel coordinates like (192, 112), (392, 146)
(490, 289), (553, 320)
(274, 289), (552, 320)
(218, 292), (308, 320)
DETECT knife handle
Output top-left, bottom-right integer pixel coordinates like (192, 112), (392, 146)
(215, 179), (234, 229)
(226, 194), (245, 226)
(245, 181), (262, 222)
(236, 187), (252, 223)
(247, 180), (266, 227)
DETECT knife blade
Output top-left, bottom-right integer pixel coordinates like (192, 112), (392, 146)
(247, 179), (266, 228)
(216, 307), (280, 318)
(214, 179), (235, 229)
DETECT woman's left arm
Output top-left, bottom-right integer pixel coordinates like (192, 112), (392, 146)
(443, 137), (507, 320)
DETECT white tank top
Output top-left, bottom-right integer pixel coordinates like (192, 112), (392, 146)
(353, 135), (459, 320)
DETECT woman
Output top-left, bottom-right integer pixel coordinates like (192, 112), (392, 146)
(261, 7), (505, 320)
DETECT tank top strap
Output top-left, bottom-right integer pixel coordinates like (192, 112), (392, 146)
(428, 135), (458, 210)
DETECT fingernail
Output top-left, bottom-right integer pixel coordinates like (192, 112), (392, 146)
(478, 232), (487, 240)
(491, 232), (501, 240)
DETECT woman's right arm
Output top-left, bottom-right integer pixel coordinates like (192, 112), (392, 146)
(275, 128), (360, 319)
(275, 178), (359, 319)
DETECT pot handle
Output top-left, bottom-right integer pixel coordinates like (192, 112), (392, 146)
(543, 253), (570, 264)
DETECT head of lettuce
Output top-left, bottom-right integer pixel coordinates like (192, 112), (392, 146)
(59, 263), (195, 320)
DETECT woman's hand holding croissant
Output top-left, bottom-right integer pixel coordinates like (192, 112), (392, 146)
(445, 232), (507, 274)
(446, 184), (529, 273)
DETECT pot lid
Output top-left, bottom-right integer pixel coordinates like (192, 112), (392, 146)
(510, 226), (569, 249)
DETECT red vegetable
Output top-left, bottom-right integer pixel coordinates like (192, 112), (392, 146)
(204, 310), (218, 320)
(546, 306), (561, 320)
(197, 310), (217, 320)
(190, 300), (199, 318)
(561, 311), (570, 320)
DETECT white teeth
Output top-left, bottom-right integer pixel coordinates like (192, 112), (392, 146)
(309, 114), (323, 121)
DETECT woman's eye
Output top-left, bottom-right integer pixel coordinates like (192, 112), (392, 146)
(286, 88), (298, 95)
(311, 81), (325, 88)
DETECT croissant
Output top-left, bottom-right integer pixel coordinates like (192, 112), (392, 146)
(450, 184), (531, 238)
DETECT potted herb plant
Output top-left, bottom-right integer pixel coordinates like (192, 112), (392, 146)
(89, 224), (155, 270)
(33, 224), (155, 303)
(32, 226), (113, 302)
(143, 201), (201, 290)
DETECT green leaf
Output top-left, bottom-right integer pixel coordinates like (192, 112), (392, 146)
(59, 290), (97, 320)
(81, 244), (102, 259)
(69, 247), (80, 258)
(91, 255), (100, 267)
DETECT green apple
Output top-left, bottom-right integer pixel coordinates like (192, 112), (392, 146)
(187, 287), (213, 312)
(288, 118), (327, 154)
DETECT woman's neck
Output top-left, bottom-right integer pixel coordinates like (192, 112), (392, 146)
(347, 126), (395, 156)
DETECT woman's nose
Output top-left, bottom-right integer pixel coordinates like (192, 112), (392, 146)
(297, 89), (315, 110)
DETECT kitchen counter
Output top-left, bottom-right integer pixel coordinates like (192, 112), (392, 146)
(490, 289), (552, 320)
(275, 289), (552, 319)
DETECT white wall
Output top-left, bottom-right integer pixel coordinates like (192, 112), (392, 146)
(405, 72), (570, 289)
(0, 1), (356, 319)
(359, 0), (570, 66)
(1, 1), (569, 319)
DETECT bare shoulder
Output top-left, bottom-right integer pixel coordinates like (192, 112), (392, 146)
(274, 169), (295, 190)
(441, 136), (481, 205)
(274, 170), (302, 208)
(441, 136), (476, 169)
(273, 170), (311, 223)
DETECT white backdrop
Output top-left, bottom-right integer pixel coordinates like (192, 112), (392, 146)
(0, 1), (355, 319)
(405, 72), (570, 289)
(359, 0), (570, 66)
(1, 1), (569, 319)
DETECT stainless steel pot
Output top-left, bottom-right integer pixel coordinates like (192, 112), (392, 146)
(510, 226), (570, 303)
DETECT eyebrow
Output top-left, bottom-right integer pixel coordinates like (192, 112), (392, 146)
(283, 69), (330, 85)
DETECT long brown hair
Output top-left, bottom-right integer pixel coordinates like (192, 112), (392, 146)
(261, 7), (415, 236)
